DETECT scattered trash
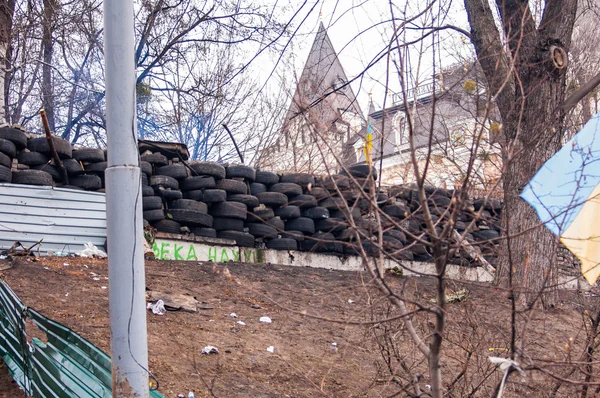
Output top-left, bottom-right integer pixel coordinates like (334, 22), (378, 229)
(347, 299), (354, 304)
(251, 304), (261, 309)
(55, 251), (68, 257)
(267, 346), (275, 353)
(425, 385), (432, 390)
(77, 242), (107, 258)
(101, 286), (107, 290)
(63, 263), (69, 266)
(147, 300), (166, 315)
(188, 392), (195, 398)
(430, 289), (469, 304)
(92, 277), (100, 281)
(43, 267), (49, 270)
(0, 255), (7, 260)
(489, 347), (509, 352)
(177, 394), (185, 398)
(201, 346), (219, 355)
(83, 264), (89, 268)
(230, 313), (238, 318)
(237, 321), (246, 326)
(331, 342), (338, 352)
(259, 316), (272, 324)
(65, 293), (69, 297)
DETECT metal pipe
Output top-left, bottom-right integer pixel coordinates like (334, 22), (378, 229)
(104, 0), (149, 396)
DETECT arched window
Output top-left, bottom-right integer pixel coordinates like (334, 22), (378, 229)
(392, 112), (407, 145)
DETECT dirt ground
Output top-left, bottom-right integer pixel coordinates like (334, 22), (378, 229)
(0, 256), (597, 397)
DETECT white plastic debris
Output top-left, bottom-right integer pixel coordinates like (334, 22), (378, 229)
(489, 356), (526, 397)
(77, 242), (107, 258)
(0, 255), (7, 260)
(83, 264), (89, 268)
(230, 313), (238, 318)
(92, 277), (100, 281)
(101, 286), (107, 290)
(259, 316), (272, 324)
(201, 346), (219, 355)
(347, 299), (354, 304)
(63, 263), (69, 266)
(65, 293), (69, 297)
(237, 321), (246, 326)
(147, 300), (166, 315)
(331, 342), (338, 352)
(267, 346), (275, 353)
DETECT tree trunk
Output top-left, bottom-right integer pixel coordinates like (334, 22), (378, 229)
(42, 0), (57, 131)
(0, 0), (15, 124)
(465, 0), (578, 308)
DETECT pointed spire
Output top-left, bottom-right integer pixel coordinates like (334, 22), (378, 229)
(368, 91), (375, 116)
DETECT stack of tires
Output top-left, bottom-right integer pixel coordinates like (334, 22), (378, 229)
(0, 126), (23, 184)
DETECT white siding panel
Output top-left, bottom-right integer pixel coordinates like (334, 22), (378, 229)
(0, 183), (107, 254)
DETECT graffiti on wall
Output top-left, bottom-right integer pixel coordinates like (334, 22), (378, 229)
(152, 239), (263, 263)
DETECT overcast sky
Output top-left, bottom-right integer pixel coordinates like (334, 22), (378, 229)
(259, 0), (473, 116)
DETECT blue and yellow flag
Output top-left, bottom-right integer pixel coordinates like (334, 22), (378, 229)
(364, 122), (373, 165)
(521, 112), (600, 284)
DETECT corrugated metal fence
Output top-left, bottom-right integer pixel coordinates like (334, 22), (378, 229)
(0, 278), (163, 397)
(0, 184), (107, 254)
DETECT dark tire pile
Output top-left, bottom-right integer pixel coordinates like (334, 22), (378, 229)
(0, 125), (502, 265)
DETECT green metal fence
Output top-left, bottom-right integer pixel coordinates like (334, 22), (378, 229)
(0, 279), (163, 397)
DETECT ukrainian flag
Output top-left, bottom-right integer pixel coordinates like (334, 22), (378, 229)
(521, 112), (600, 284)
(364, 122), (373, 165)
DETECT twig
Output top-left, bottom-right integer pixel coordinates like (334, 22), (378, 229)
(40, 109), (69, 185)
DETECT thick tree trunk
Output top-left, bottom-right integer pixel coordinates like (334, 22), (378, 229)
(0, 1), (15, 124)
(42, 0), (57, 131)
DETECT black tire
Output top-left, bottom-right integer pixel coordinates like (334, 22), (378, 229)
(227, 194), (259, 208)
(69, 174), (102, 190)
(247, 223), (278, 238)
(143, 209), (165, 223)
(266, 238), (297, 250)
(270, 182), (302, 196)
(344, 164), (377, 179)
(0, 152), (11, 168)
(156, 164), (187, 180)
(384, 229), (407, 244)
(302, 231), (335, 252)
(17, 151), (49, 166)
(281, 230), (305, 242)
(308, 187), (328, 200)
(153, 219), (182, 234)
(250, 182), (267, 195)
(330, 208), (361, 221)
(226, 165), (256, 181)
(213, 217), (245, 231)
(84, 161), (108, 175)
(315, 218), (347, 233)
(217, 230), (255, 247)
(150, 175), (179, 190)
(0, 165), (11, 182)
(141, 153), (168, 166)
(143, 196), (163, 211)
(202, 189), (227, 203)
(472, 229), (499, 241)
(193, 228), (217, 238)
(28, 136), (72, 159)
(407, 243), (428, 256)
(0, 138), (16, 158)
(62, 158), (84, 175)
(12, 169), (53, 186)
(209, 201), (247, 220)
(166, 209), (213, 227)
(255, 171), (279, 185)
(57, 184), (84, 191)
(169, 199), (207, 213)
(180, 176), (216, 191)
(247, 208), (274, 222)
(256, 192), (288, 207)
(274, 205), (300, 219)
(0, 126), (27, 149)
(141, 173), (149, 186)
(284, 217), (315, 234)
(182, 190), (204, 201)
(318, 175), (350, 190)
(377, 193), (390, 205)
(142, 185), (155, 197)
(336, 228), (368, 241)
(140, 161), (152, 177)
(32, 164), (62, 181)
(268, 216), (285, 231)
(72, 148), (104, 163)
(279, 173), (315, 187)
(216, 179), (247, 194)
(155, 189), (183, 201)
(382, 236), (404, 251)
(320, 197), (346, 210)
(288, 194), (318, 209)
(301, 206), (330, 219)
(383, 204), (408, 218)
(189, 161), (226, 179)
